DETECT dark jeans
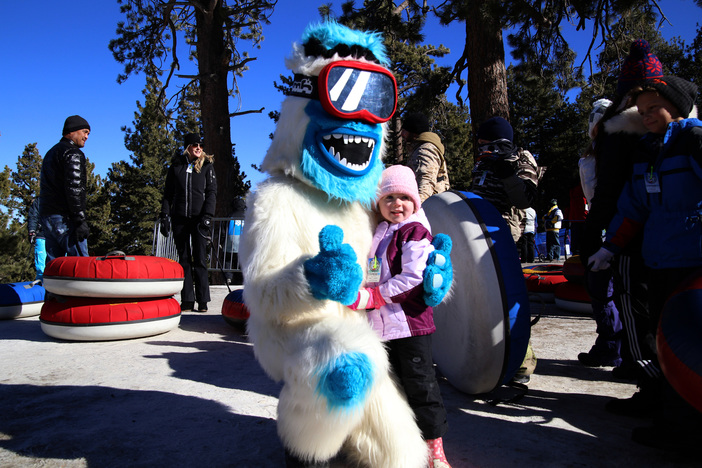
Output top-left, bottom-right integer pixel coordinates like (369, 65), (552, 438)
(386, 334), (448, 439)
(519, 232), (535, 263)
(41, 214), (88, 262)
(546, 230), (561, 261)
(173, 217), (211, 304)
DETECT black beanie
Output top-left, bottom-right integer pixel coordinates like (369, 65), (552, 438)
(62, 115), (90, 135)
(184, 133), (201, 147)
(645, 75), (698, 118)
(477, 116), (513, 142)
(402, 112), (430, 134)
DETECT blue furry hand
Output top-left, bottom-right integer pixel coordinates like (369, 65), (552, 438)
(423, 233), (453, 307)
(304, 225), (363, 305)
(316, 352), (374, 410)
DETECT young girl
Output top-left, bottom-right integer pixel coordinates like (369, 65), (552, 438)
(350, 165), (451, 468)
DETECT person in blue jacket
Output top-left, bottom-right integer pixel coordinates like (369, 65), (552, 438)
(589, 74), (702, 451)
(160, 133), (217, 312)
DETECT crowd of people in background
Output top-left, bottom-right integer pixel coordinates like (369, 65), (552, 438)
(24, 35), (700, 455)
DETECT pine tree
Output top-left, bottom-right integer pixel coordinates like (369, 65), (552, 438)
(0, 145), (43, 282)
(104, 75), (178, 255)
(109, 0), (275, 216)
(8, 143), (42, 219)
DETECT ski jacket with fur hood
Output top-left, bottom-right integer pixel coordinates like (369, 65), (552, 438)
(604, 117), (702, 269)
(581, 106), (648, 260)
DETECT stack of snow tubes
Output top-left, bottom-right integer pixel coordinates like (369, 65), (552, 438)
(0, 281), (45, 319)
(40, 251), (184, 341)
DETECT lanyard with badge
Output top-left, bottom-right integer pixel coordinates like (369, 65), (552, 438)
(644, 165), (661, 193)
(367, 256), (381, 283)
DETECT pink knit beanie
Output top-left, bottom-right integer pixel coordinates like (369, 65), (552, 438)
(377, 165), (421, 213)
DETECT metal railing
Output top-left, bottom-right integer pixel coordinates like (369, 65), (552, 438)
(152, 217), (244, 273)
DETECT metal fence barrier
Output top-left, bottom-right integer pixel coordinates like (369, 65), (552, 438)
(152, 217), (244, 275)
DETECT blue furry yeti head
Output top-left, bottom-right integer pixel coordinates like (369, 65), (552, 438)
(260, 21), (396, 207)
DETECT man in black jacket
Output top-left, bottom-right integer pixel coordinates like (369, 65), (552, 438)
(39, 115), (91, 261)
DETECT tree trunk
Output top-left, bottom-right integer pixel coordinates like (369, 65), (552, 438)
(195, 4), (234, 217)
(465, 1), (509, 133)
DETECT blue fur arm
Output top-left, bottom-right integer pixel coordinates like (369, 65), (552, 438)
(423, 233), (453, 307)
(304, 225), (363, 305)
(316, 352), (374, 411)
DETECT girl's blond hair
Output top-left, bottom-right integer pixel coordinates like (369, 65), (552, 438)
(183, 147), (214, 172)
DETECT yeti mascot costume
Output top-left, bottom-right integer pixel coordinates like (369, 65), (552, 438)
(240, 21), (444, 467)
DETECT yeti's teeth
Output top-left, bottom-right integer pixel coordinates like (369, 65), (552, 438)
(340, 157), (349, 166)
(343, 135), (349, 144)
(330, 146), (336, 156)
(323, 134), (332, 141)
(354, 135), (362, 144)
(368, 140), (374, 148)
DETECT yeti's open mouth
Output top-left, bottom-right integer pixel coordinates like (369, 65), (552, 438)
(321, 133), (375, 172)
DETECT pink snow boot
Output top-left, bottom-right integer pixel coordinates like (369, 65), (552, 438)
(427, 438), (452, 468)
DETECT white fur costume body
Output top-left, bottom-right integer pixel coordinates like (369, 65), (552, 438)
(239, 23), (427, 467)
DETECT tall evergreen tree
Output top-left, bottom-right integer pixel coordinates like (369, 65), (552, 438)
(435, 0), (702, 142)
(105, 75), (178, 255)
(109, 0), (275, 216)
(0, 146), (43, 282)
(85, 165), (112, 256)
(8, 143), (42, 220)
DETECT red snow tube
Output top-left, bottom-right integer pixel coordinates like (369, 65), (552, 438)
(562, 255), (585, 283)
(43, 251), (184, 298)
(523, 264), (567, 302)
(40, 295), (180, 341)
(523, 273), (568, 293)
(222, 289), (249, 327)
(554, 282), (591, 314)
(657, 269), (702, 412)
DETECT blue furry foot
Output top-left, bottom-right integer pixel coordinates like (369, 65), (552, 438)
(424, 233), (453, 307)
(304, 225), (363, 305)
(316, 352), (374, 410)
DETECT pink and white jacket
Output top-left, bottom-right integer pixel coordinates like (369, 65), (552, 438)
(365, 210), (436, 341)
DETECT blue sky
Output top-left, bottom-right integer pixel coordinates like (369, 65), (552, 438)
(1, 1), (700, 190)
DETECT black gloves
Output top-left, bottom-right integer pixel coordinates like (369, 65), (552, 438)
(160, 215), (171, 235)
(29, 231), (36, 245)
(492, 158), (516, 179)
(199, 216), (212, 232)
(74, 222), (90, 242)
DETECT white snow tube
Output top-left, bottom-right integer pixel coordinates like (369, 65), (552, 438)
(423, 190), (531, 395)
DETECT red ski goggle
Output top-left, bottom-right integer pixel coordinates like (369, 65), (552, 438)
(288, 60), (397, 124)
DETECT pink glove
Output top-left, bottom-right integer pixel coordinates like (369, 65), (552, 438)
(349, 287), (386, 310)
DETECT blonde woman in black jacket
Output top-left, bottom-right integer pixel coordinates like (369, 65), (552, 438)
(160, 133), (217, 312)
